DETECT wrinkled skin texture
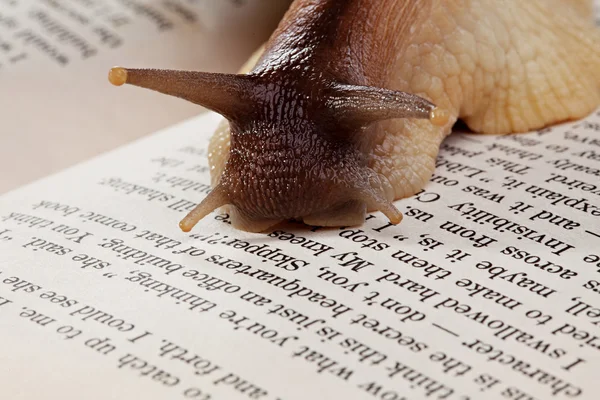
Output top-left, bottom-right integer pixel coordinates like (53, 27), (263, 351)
(205, 0), (599, 232)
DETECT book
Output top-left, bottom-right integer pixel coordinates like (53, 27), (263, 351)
(1, 1), (600, 399)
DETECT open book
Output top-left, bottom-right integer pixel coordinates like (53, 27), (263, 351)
(2, 1), (600, 400)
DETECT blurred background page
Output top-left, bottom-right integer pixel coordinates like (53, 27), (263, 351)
(0, 0), (291, 193)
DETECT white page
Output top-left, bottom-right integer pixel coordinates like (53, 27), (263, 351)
(0, 0), (291, 194)
(1, 104), (600, 399)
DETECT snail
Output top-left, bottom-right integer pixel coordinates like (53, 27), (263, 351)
(108, 0), (600, 233)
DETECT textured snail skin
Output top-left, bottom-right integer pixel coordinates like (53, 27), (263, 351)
(110, 0), (600, 232)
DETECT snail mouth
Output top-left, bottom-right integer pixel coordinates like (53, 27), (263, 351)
(178, 159), (403, 233)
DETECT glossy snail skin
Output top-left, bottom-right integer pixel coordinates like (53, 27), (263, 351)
(109, 0), (600, 232)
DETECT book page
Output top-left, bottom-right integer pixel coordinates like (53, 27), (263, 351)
(0, 0), (291, 194)
(1, 102), (600, 399)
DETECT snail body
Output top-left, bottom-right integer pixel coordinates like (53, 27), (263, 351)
(110, 0), (600, 232)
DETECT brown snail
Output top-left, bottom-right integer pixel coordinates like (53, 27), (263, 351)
(109, 0), (600, 233)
